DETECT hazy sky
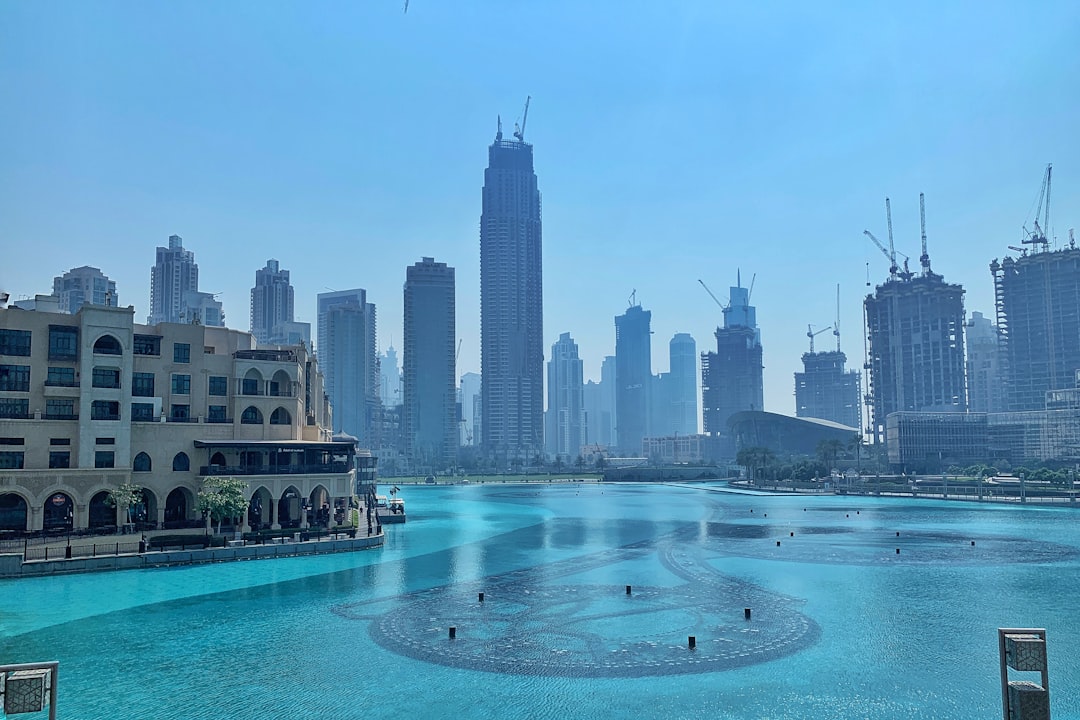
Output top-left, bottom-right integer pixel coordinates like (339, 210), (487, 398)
(2, 1), (1079, 425)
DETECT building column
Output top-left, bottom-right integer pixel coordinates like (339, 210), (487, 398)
(28, 505), (43, 532)
(73, 503), (88, 533)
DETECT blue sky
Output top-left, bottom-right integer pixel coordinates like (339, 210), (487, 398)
(2, 1), (1079, 424)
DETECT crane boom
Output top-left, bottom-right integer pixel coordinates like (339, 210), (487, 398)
(807, 323), (832, 354)
(697, 279), (727, 310)
(513, 96), (531, 142)
(885, 197), (896, 265)
(1026, 163), (1052, 249)
(834, 284), (841, 352)
(863, 230), (898, 278)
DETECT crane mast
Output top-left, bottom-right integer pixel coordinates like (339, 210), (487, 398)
(807, 324), (832, 354)
(919, 192), (931, 275)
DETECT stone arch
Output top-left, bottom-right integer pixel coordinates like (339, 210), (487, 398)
(133, 452), (152, 472)
(43, 491), (74, 532)
(270, 369), (292, 397)
(270, 407), (292, 425)
(173, 452), (190, 472)
(0, 492), (29, 532)
(241, 406), (263, 425)
(210, 451), (227, 468)
(278, 485), (302, 529)
(309, 484), (331, 527)
(164, 487), (196, 528)
(88, 490), (116, 528)
(242, 368), (263, 396)
(137, 488), (158, 527)
(248, 485), (274, 530)
(92, 334), (123, 355)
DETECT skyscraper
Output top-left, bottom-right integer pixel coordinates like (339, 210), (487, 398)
(991, 246), (1080, 412)
(148, 235), (199, 325)
(965, 310), (1005, 413)
(403, 257), (457, 470)
(480, 115), (544, 461)
(702, 277), (763, 457)
(615, 303), (652, 456)
(52, 266), (118, 312)
(668, 333), (698, 436)
(583, 355), (616, 448)
(317, 289), (378, 447)
(794, 349), (861, 428)
(545, 332), (585, 461)
(459, 372), (481, 446)
(250, 259), (294, 345)
(379, 345), (402, 409)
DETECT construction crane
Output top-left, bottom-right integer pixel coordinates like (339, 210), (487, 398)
(807, 324), (832, 353)
(513, 96), (531, 142)
(919, 193), (932, 275)
(628, 288), (638, 308)
(834, 284), (842, 352)
(1008, 245), (1029, 257)
(1023, 163), (1052, 249)
(697, 279), (728, 311)
(863, 230), (898, 278)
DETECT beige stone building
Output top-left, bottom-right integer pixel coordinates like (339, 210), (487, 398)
(0, 304), (376, 534)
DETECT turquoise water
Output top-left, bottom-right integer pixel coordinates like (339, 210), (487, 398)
(2, 483), (1078, 719)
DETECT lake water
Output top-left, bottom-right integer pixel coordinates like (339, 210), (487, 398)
(2, 482), (1078, 719)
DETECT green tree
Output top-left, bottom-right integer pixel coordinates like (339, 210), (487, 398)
(736, 446), (775, 484)
(106, 482), (143, 526)
(197, 476), (248, 534)
(816, 439), (843, 471)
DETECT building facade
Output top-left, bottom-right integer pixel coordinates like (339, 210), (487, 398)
(402, 257), (456, 470)
(148, 235), (200, 325)
(794, 350), (861, 429)
(317, 289), (378, 447)
(966, 310), (1005, 413)
(480, 124), (544, 462)
(0, 304), (375, 534)
(545, 332), (585, 461)
(52, 266), (118, 313)
(615, 304), (652, 456)
(250, 259), (295, 345)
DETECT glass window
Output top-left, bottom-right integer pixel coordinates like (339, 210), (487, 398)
(95, 437), (115, 445)
(241, 378), (259, 395)
(241, 406), (263, 424)
(208, 376), (228, 396)
(92, 335), (122, 355)
(132, 372), (155, 397)
(0, 452), (25, 469)
(91, 400), (120, 420)
(92, 367), (121, 389)
(48, 325), (79, 361)
(172, 452), (190, 471)
(49, 451), (71, 469)
(49, 437), (71, 446)
(0, 364), (30, 392)
(133, 452), (152, 472)
(0, 329), (31, 357)
(45, 398), (76, 420)
(270, 407), (292, 425)
(208, 405), (227, 422)
(0, 437), (23, 445)
(94, 451), (115, 469)
(171, 374), (191, 395)
(173, 343), (191, 363)
(131, 402), (156, 421)
(46, 367), (77, 386)
(133, 335), (161, 356)
(0, 399), (29, 419)
(170, 404), (190, 421)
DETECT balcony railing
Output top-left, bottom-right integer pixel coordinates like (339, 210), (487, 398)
(199, 462), (352, 476)
(44, 379), (79, 388)
(43, 412), (78, 421)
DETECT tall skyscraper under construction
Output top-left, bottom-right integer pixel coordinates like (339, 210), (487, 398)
(795, 292), (860, 429)
(480, 106), (544, 461)
(702, 276), (763, 457)
(991, 243), (1080, 412)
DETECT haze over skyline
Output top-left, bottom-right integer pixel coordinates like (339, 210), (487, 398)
(3, 1), (1079, 421)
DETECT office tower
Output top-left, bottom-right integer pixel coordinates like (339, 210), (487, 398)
(403, 257), (457, 469)
(615, 302), (652, 455)
(702, 277), (764, 456)
(991, 245), (1080, 411)
(545, 332), (585, 461)
(966, 310), (1005, 413)
(379, 345), (402, 409)
(864, 271), (966, 444)
(794, 313), (861, 430)
(250, 259), (294, 345)
(480, 116), (544, 462)
(583, 355), (617, 448)
(317, 289), (378, 446)
(459, 372), (481, 446)
(52, 266), (118, 312)
(148, 235), (200, 325)
(668, 333), (698, 435)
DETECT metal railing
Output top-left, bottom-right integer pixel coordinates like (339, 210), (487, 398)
(23, 541), (141, 561)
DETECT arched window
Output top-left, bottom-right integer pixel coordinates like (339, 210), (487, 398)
(133, 452), (152, 472)
(270, 407), (292, 425)
(172, 452), (190, 472)
(241, 406), (263, 425)
(93, 335), (122, 355)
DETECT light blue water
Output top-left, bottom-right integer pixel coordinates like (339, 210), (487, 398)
(2, 483), (1078, 719)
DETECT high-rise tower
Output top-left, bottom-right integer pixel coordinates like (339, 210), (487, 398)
(317, 289), (378, 447)
(250, 259), (294, 345)
(403, 257), (457, 470)
(615, 302), (652, 455)
(480, 110), (544, 462)
(52, 266), (118, 312)
(965, 310), (1005, 413)
(148, 235), (199, 325)
(545, 332), (585, 461)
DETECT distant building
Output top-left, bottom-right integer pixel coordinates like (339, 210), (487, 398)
(148, 235), (199, 325)
(702, 277), (763, 458)
(250, 259), (294, 345)
(583, 356), (616, 448)
(545, 332), (585, 461)
(459, 372), (481, 446)
(652, 334), (698, 438)
(317, 289), (378, 447)
(865, 269), (966, 444)
(615, 303), (652, 455)
(379, 346), (402, 409)
(181, 290), (224, 327)
(268, 321), (311, 348)
(991, 246), (1080, 412)
(52, 266), (118, 312)
(794, 350), (861, 429)
(480, 120), (544, 461)
(965, 310), (1004, 413)
(641, 434), (706, 464)
(403, 257), (456, 470)
(729, 411), (857, 459)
